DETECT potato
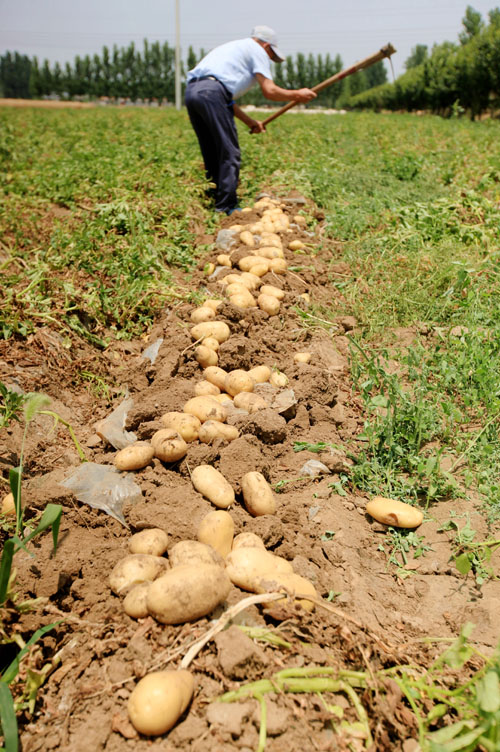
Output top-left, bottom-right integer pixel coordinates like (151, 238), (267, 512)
(220, 273), (252, 289)
(203, 299), (222, 312)
(269, 370), (288, 388)
(225, 369), (254, 397)
(294, 352), (311, 364)
(260, 232), (282, 249)
(114, 441), (154, 471)
(269, 258), (287, 274)
(240, 272), (262, 289)
(160, 412), (201, 443)
(249, 263), (270, 278)
(199, 420), (239, 444)
(217, 254), (232, 267)
(204, 366), (228, 391)
(247, 365), (271, 383)
(233, 392), (268, 413)
(239, 256), (270, 272)
(190, 321), (230, 343)
(191, 465), (235, 508)
(194, 345), (218, 368)
(255, 572), (316, 612)
(109, 554), (167, 595)
(151, 429), (188, 462)
(260, 284), (285, 300)
(212, 393), (233, 404)
(147, 564), (231, 623)
(293, 214), (307, 226)
(232, 532), (266, 551)
(190, 307), (216, 324)
(257, 246), (284, 260)
(258, 294), (280, 315)
(299, 292), (311, 304)
(128, 670), (194, 735)
(241, 471), (276, 516)
(1, 492), (15, 516)
(123, 582), (151, 619)
(240, 230), (255, 247)
(229, 293), (256, 310)
(366, 497), (424, 528)
(226, 547), (293, 592)
(202, 336), (220, 351)
(169, 540), (224, 568)
(184, 396), (227, 423)
(194, 380), (220, 397)
(204, 262), (215, 276)
(197, 510), (234, 558)
(229, 223), (245, 231)
(289, 239), (305, 251)
(129, 529), (169, 556)
(225, 282), (253, 298)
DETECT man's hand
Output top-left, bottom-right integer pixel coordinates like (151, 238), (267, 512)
(249, 119), (266, 134)
(293, 88), (317, 103)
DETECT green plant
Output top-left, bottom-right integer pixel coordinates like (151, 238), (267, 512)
(0, 384), (25, 429)
(378, 527), (432, 574)
(438, 515), (500, 586)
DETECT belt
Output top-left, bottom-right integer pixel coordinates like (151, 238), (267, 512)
(188, 76), (219, 83)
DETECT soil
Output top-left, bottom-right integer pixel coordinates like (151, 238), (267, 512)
(1, 193), (498, 751)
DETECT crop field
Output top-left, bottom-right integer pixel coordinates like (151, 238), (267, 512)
(1, 106), (500, 751)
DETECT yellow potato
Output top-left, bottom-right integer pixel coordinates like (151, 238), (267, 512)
(129, 529), (169, 556)
(241, 471), (276, 516)
(247, 365), (271, 383)
(289, 239), (305, 251)
(269, 258), (287, 274)
(225, 547), (293, 592)
(204, 366), (228, 391)
(123, 582), (151, 619)
(190, 321), (230, 343)
(259, 233), (282, 249)
(194, 380), (221, 397)
(151, 429), (188, 462)
(294, 352), (311, 364)
(114, 442), (154, 472)
(233, 392), (268, 413)
(109, 554), (167, 595)
(217, 254), (232, 267)
(203, 262), (215, 276)
(191, 465), (235, 508)
(229, 223), (245, 232)
(239, 256), (270, 272)
(225, 369), (254, 397)
(232, 532), (266, 551)
(190, 307), (216, 324)
(225, 282), (252, 298)
(258, 294), (280, 315)
(240, 272), (262, 289)
(257, 246), (284, 259)
(160, 412), (201, 443)
(183, 396), (227, 423)
(169, 540), (224, 568)
(220, 273), (252, 289)
(197, 510), (234, 558)
(194, 345), (218, 368)
(249, 263), (269, 278)
(269, 370), (288, 388)
(249, 221), (263, 232)
(203, 299), (222, 312)
(229, 293), (256, 310)
(255, 572), (316, 612)
(260, 285), (285, 300)
(212, 393), (233, 404)
(201, 336), (220, 351)
(128, 670), (194, 735)
(366, 497), (424, 528)
(199, 420), (239, 444)
(299, 292), (311, 304)
(240, 230), (255, 247)
(147, 564), (231, 624)
(274, 214), (290, 230)
(1, 492), (15, 516)
(293, 214), (307, 226)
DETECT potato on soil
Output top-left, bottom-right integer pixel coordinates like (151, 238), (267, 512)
(240, 272), (262, 289)
(259, 232), (282, 249)
(225, 369), (254, 397)
(184, 396), (227, 423)
(257, 246), (284, 260)
(202, 336), (220, 351)
(1, 492), (15, 516)
(239, 256), (270, 273)
(129, 529), (169, 556)
(249, 263), (269, 278)
(299, 292), (310, 304)
(169, 540), (224, 568)
(114, 441), (154, 471)
(212, 393), (233, 404)
(204, 262), (215, 276)
(190, 307), (216, 324)
(229, 293), (256, 310)
(147, 564), (231, 624)
(269, 370), (288, 388)
(128, 670), (194, 736)
(220, 273), (252, 289)
(258, 294), (280, 316)
(203, 299), (222, 312)
(366, 497), (424, 528)
(225, 547), (293, 592)
(194, 380), (220, 397)
(225, 282), (253, 298)
(199, 420), (239, 444)
(293, 214), (307, 226)
(197, 510), (234, 558)
(160, 412), (201, 443)
(194, 344), (218, 368)
(151, 429), (188, 462)
(204, 366), (228, 391)
(190, 321), (230, 343)
(255, 572), (317, 613)
(241, 471), (276, 516)
(233, 392), (268, 413)
(269, 258), (287, 274)
(294, 352), (311, 364)
(217, 254), (232, 267)
(260, 284), (285, 300)
(240, 230), (254, 247)
(247, 365), (271, 383)
(123, 582), (151, 619)
(289, 239), (305, 251)
(109, 554), (167, 595)
(191, 465), (235, 508)
(232, 532), (266, 550)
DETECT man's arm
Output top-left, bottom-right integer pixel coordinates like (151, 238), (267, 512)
(255, 73), (317, 103)
(233, 103), (266, 133)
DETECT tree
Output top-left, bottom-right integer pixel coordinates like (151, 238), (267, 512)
(489, 7), (500, 27)
(365, 60), (388, 88)
(405, 44), (428, 70)
(459, 6), (484, 45)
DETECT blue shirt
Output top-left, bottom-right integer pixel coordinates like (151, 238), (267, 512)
(187, 38), (273, 98)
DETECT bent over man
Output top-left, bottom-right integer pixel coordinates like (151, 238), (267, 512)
(185, 25), (317, 215)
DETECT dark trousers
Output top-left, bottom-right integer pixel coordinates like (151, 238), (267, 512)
(185, 78), (240, 213)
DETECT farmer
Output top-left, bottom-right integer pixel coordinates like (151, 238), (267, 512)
(185, 25), (317, 215)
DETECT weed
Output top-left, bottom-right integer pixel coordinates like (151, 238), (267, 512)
(0, 384), (25, 429)
(378, 527), (432, 574)
(438, 515), (500, 586)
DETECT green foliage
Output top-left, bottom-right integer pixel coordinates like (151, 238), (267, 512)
(0, 384), (25, 428)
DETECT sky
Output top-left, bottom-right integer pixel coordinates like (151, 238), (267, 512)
(0, 0), (499, 78)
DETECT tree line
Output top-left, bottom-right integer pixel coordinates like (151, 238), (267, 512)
(0, 40), (387, 107)
(349, 6), (500, 118)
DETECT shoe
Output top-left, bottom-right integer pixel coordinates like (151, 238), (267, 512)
(226, 207), (242, 216)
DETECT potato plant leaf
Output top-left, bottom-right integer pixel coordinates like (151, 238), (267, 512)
(0, 682), (18, 752)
